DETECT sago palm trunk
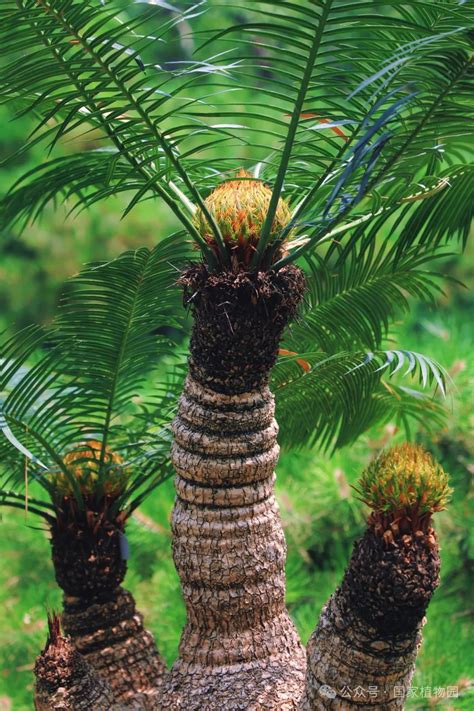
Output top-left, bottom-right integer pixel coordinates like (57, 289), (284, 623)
(301, 445), (446, 710)
(49, 503), (167, 707)
(161, 264), (307, 710)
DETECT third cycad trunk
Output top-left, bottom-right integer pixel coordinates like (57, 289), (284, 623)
(301, 526), (440, 709)
(162, 264), (306, 710)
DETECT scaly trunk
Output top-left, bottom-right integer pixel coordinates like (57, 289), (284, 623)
(161, 265), (306, 710)
(301, 527), (440, 710)
(50, 508), (166, 707)
(34, 614), (115, 711)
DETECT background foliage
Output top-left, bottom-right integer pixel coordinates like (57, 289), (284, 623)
(0, 2), (472, 709)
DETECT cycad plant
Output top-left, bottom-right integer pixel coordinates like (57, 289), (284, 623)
(302, 444), (451, 709)
(0, 237), (189, 705)
(1, 0), (473, 708)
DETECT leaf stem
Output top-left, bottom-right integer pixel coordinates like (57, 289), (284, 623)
(250, 0), (334, 270)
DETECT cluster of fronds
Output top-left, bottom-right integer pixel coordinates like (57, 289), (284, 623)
(0, 236), (190, 523)
(354, 443), (451, 533)
(0, 1), (472, 273)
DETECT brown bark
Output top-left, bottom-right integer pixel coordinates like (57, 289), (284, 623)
(161, 265), (306, 710)
(50, 512), (166, 707)
(300, 528), (440, 710)
(61, 587), (165, 707)
(34, 613), (115, 711)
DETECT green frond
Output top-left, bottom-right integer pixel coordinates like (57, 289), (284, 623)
(193, 1), (472, 246)
(1, 1), (472, 268)
(0, 151), (142, 231)
(275, 44), (474, 266)
(0, 0), (222, 260)
(0, 234), (190, 513)
(284, 243), (445, 354)
(314, 164), (474, 274)
(273, 348), (447, 451)
(395, 164), (474, 252)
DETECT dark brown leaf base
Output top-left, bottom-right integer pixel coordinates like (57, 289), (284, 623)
(340, 528), (440, 637)
(180, 264), (305, 394)
(50, 510), (126, 598)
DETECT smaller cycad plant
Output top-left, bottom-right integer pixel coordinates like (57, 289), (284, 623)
(302, 444), (450, 710)
(354, 443), (451, 538)
(0, 238), (189, 704)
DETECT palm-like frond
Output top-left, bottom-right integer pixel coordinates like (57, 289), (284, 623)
(306, 163), (474, 274)
(0, 233), (190, 517)
(395, 164), (474, 252)
(284, 241), (447, 354)
(0, 151), (142, 229)
(273, 46), (473, 266)
(0, 1), (472, 270)
(273, 348), (447, 451)
(0, 0), (225, 261)
(0, 1), (468, 473)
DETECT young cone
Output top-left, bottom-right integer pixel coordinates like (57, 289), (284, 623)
(161, 237), (307, 708)
(193, 170), (292, 271)
(49, 442), (166, 707)
(301, 444), (449, 710)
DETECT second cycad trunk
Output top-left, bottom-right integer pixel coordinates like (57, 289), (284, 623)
(162, 265), (306, 710)
(300, 444), (447, 710)
(50, 505), (166, 707)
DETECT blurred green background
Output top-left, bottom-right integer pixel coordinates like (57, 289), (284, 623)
(0, 4), (472, 710)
